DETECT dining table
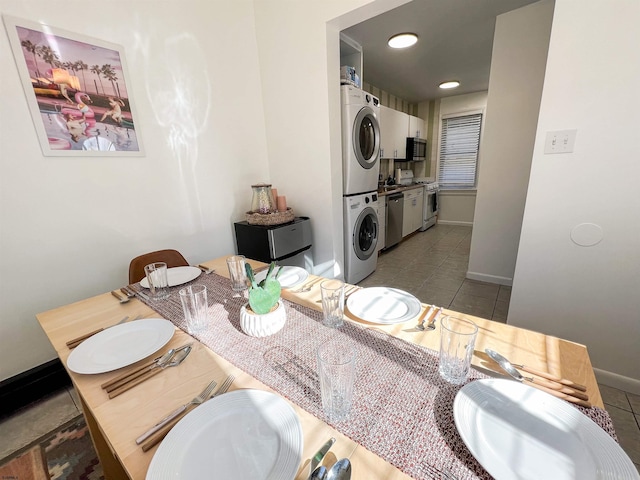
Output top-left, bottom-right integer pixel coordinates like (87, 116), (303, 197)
(36, 255), (610, 480)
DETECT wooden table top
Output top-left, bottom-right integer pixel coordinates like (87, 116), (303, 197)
(36, 256), (602, 479)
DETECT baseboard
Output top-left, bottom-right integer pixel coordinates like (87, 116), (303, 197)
(466, 271), (513, 286)
(437, 220), (474, 227)
(594, 367), (640, 396)
(0, 359), (71, 418)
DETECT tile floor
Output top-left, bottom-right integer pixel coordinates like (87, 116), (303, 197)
(1, 225), (638, 473)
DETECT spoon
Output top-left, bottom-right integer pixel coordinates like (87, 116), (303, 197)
(417, 306), (440, 331)
(327, 458), (351, 480)
(309, 466), (328, 480)
(485, 349), (591, 407)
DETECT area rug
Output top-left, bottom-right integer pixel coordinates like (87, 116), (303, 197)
(0, 415), (103, 480)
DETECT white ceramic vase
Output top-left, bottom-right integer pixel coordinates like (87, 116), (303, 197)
(240, 301), (286, 337)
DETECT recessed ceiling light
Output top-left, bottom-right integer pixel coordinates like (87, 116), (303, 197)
(439, 81), (460, 89)
(388, 33), (418, 49)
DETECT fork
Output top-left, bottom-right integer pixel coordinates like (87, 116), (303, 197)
(141, 374), (235, 452)
(135, 379), (218, 444)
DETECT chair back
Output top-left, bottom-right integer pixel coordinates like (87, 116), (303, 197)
(129, 249), (189, 284)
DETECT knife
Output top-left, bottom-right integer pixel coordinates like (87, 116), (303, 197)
(485, 349), (591, 406)
(309, 437), (336, 478)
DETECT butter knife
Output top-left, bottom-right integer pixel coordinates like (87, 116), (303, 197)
(309, 437), (336, 478)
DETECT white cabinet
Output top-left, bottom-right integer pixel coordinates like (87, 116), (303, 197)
(408, 115), (425, 138)
(379, 105), (409, 159)
(402, 187), (424, 237)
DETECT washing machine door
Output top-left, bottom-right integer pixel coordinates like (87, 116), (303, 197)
(353, 206), (378, 260)
(352, 106), (380, 169)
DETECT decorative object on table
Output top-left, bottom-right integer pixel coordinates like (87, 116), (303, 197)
(439, 316), (478, 385)
(240, 262), (286, 337)
(3, 16), (143, 156)
(226, 255), (247, 291)
(179, 284), (209, 334)
(317, 341), (356, 422)
(144, 262), (170, 300)
(320, 279), (345, 328)
(246, 183), (294, 225)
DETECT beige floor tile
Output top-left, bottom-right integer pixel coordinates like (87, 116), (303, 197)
(600, 384), (632, 411)
(450, 293), (495, 319)
(492, 300), (509, 322)
(497, 285), (512, 302)
(606, 405), (640, 464)
(415, 285), (457, 308)
(628, 392), (640, 415)
(0, 389), (80, 459)
(424, 272), (465, 292)
(459, 280), (500, 300)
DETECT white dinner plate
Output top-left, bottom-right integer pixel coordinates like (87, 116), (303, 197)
(255, 266), (309, 289)
(140, 266), (201, 288)
(454, 378), (639, 480)
(346, 287), (421, 324)
(67, 319), (175, 374)
(146, 389), (303, 480)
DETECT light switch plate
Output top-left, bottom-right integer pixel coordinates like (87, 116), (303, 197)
(544, 129), (577, 154)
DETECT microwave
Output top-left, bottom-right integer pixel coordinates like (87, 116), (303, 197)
(405, 137), (427, 161)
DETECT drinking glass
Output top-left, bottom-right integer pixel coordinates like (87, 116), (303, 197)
(438, 316), (478, 384)
(226, 255), (247, 291)
(144, 262), (169, 300)
(179, 284), (209, 334)
(320, 279), (345, 328)
(317, 341), (356, 422)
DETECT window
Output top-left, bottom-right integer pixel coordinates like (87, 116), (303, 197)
(438, 112), (482, 189)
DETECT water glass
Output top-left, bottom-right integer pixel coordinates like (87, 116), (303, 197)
(320, 279), (345, 328)
(144, 262), (169, 300)
(438, 316), (478, 385)
(226, 255), (247, 291)
(317, 341), (356, 422)
(179, 284), (209, 334)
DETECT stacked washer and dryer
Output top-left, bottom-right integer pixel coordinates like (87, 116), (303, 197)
(341, 85), (381, 284)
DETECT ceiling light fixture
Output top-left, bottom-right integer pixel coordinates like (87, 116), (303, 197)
(388, 33), (418, 49)
(439, 80), (460, 89)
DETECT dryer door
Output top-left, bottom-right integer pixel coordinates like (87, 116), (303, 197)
(352, 106), (380, 169)
(353, 206), (378, 260)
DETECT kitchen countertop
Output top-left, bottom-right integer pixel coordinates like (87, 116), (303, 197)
(377, 183), (424, 196)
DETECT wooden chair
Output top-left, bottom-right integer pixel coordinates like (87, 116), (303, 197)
(129, 249), (189, 284)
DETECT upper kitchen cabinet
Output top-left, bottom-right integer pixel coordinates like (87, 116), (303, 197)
(379, 105), (408, 160)
(340, 34), (362, 83)
(408, 115), (426, 138)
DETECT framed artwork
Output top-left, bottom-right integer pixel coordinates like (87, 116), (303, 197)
(3, 15), (144, 156)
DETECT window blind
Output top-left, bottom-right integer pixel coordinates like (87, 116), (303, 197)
(438, 113), (482, 189)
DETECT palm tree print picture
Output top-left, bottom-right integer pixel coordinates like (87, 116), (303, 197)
(3, 16), (143, 156)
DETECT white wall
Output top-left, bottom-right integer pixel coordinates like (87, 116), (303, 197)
(467, 0), (554, 285)
(252, 0), (409, 278)
(0, 0), (270, 381)
(432, 92), (487, 225)
(510, 0), (640, 393)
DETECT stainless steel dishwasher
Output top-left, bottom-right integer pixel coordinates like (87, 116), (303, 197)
(385, 193), (404, 249)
